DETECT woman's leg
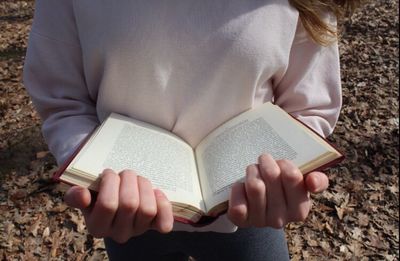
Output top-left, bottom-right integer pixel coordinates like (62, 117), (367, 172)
(105, 227), (289, 261)
(104, 230), (189, 261)
(183, 227), (290, 261)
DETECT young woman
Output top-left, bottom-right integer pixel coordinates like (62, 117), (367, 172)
(24, 0), (360, 260)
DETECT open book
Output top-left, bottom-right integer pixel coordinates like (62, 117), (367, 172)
(54, 102), (343, 225)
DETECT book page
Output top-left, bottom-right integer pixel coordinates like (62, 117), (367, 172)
(71, 113), (205, 211)
(195, 103), (335, 211)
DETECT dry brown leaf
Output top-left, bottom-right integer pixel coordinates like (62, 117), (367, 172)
(42, 226), (50, 238)
(50, 203), (68, 213)
(358, 213), (370, 227)
(27, 215), (42, 237)
(50, 231), (61, 258)
(36, 150), (49, 159)
(68, 211), (86, 233)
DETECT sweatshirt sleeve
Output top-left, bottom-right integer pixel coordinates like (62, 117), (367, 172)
(273, 17), (342, 138)
(23, 0), (99, 166)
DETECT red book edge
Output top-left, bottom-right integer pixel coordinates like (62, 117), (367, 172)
(286, 111), (346, 169)
(52, 111), (345, 227)
(52, 130), (95, 184)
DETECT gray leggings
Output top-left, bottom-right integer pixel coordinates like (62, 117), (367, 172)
(104, 227), (290, 261)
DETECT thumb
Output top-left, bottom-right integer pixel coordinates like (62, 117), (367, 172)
(64, 186), (92, 210)
(305, 172), (329, 194)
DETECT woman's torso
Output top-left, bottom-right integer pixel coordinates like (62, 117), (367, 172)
(74, 0), (298, 147)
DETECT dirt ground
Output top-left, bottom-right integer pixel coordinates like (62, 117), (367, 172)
(0, 1), (398, 260)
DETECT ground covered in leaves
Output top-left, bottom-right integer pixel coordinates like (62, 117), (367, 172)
(0, 1), (398, 260)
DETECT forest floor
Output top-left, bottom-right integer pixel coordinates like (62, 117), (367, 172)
(0, 0), (398, 260)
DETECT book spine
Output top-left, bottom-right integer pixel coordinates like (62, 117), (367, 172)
(173, 211), (227, 227)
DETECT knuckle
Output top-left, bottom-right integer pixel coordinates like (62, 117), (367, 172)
(272, 166), (281, 177)
(97, 200), (118, 214)
(228, 205), (247, 224)
(119, 198), (139, 214)
(269, 218), (286, 229)
(282, 168), (303, 183)
(277, 159), (294, 171)
(264, 165), (281, 179)
(259, 156), (281, 178)
(138, 205), (157, 219)
(157, 198), (172, 212)
(246, 179), (265, 196)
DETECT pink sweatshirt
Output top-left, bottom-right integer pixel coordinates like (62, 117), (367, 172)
(23, 0), (342, 232)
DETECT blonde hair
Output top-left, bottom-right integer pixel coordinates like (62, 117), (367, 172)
(289, 0), (364, 45)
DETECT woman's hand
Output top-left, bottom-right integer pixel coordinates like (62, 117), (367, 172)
(227, 154), (329, 228)
(64, 169), (174, 243)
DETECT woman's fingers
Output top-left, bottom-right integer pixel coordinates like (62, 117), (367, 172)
(65, 168), (174, 242)
(133, 176), (158, 236)
(151, 189), (174, 233)
(64, 186), (92, 210)
(258, 154), (287, 229)
(277, 160), (310, 223)
(230, 154), (324, 229)
(87, 169), (120, 238)
(110, 170), (140, 244)
(228, 182), (249, 227)
(305, 171), (329, 193)
(244, 164), (267, 227)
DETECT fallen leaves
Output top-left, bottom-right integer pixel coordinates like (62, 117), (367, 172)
(0, 0), (398, 260)
(286, 0), (399, 259)
(0, 166), (107, 260)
